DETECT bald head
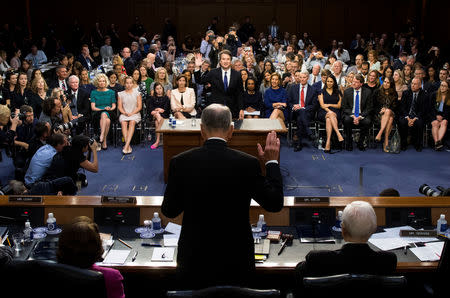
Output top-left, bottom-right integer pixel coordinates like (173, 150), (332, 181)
(201, 104), (232, 134)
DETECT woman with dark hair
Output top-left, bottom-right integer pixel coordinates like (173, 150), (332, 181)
(148, 83), (170, 149)
(57, 217), (125, 298)
(11, 72), (33, 111)
(107, 71), (124, 95)
(138, 64), (153, 99)
(79, 68), (96, 94)
(19, 59), (33, 81)
(171, 74), (196, 119)
(30, 77), (48, 118)
(380, 65), (394, 84)
(263, 60), (276, 74)
(264, 72), (287, 120)
(403, 64), (413, 86)
(240, 69), (249, 91)
(426, 66), (438, 85)
(317, 75), (343, 153)
(243, 77), (263, 118)
(430, 80), (450, 150)
(374, 77), (398, 152)
(4, 71), (18, 107)
(10, 48), (22, 70)
(181, 69), (197, 98)
(259, 70), (272, 99)
(30, 69), (43, 84)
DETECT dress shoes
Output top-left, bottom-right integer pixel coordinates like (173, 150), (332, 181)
(357, 143), (365, 151)
(294, 143), (303, 152)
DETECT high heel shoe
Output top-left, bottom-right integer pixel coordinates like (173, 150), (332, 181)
(324, 149), (331, 154)
(383, 145), (389, 153)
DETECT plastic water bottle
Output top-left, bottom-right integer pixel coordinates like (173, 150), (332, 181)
(152, 212), (161, 231)
(23, 220), (33, 242)
(437, 214), (447, 234)
(257, 214), (267, 233)
(191, 117), (196, 127)
(318, 137), (324, 150)
(332, 211), (343, 232)
(47, 213), (56, 231)
(169, 116), (173, 125)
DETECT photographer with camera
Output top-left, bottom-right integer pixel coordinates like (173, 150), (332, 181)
(39, 96), (64, 128)
(0, 104), (19, 149)
(200, 30), (215, 59)
(208, 35), (224, 69)
(12, 105), (37, 180)
(44, 135), (98, 188)
(224, 27), (242, 57)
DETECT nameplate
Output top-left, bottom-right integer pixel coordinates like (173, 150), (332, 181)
(101, 196), (136, 204)
(399, 230), (437, 237)
(8, 196), (42, 203)
(295, 197), (330, 204)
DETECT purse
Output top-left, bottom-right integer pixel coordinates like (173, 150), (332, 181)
(388, 127), (401, 154)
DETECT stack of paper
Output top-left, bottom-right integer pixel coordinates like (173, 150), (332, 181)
(410, 242), (444, 261)
(151, 247), (175, 261)
(102, 250), (130, 264)
(369, 226), (438, 251)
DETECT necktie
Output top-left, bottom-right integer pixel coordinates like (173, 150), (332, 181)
(300, 86), (305, 108)
(410, 93), (417, 116)
(61, 81), (66, 91)
(223, 71), (228, 92)
(355, 90), (360, 117)
(313, 76), (317, 83)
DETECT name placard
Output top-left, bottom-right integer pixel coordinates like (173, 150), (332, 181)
(295, 197), (330, 204)
(8, 196), (43, 203)
(101, 196), (136, 204)
(399, 230), (437, 237)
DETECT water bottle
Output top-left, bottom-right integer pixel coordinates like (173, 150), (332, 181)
(332, 211), (343, 240)
(23, 220), (33, 242)
(257, 214), (267, 233)
(318, 137), (324, 150)
(47, 213), (56, 231)
(172, 119), (177, 128)
(144, 220), (152, 232)
(152, 212), (161, 231)
(437, 214), (447, 234)
(191, 117), (196, 127)
(169, 116), (173, 126)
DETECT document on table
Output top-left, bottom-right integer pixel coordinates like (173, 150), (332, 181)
(243, 110), (260, 116)
(369, 226), (439, 251)
(163, 234), (179, 247)
(165, 222), (181, 236)
(410, 242), (444, 261)
(151, 247), (175, 262)
(368, 237), (410, 251)
(102, 249), (130, 264)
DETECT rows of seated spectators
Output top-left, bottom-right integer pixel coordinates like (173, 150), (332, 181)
(0, 18), (449, 189)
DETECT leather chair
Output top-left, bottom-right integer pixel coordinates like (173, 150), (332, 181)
(167, 286), (280, 298)
(0, 260), (107, 298)
(302, 273), (407, 298)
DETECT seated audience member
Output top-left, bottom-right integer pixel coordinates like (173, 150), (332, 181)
(295, 201), (397, 279)
(57, 217), (125, 298)
(51, 88), (73, 124)
(148, 83), (170, 149)
(342, 74), (373, 151)
(393, 70), (408, 100)
(10, 72), (33, 112)
(259, 70), (272, 99)
(67, 75), (91, 134)
(130, 41), (142, 63)
(29, 76), (48, 118)
(331, 60), (346, 89)
(91, 74), (117, 150)
(79, 68), (96, 94)
(113, 62), (127, 86)
(100, 36), (114, 62)
(334, 41), (350, 64)
(45, 135), (98, 185)
(171, 75), (196, 119)
(313, 69), (331, 93)
(27, 121), (50, 161)
(347, 54), (364, 75)
(414, 67), (433, 94)
(25, 45), (47, 68)
(107, 71), (125, 94)
(367, 50), (380, 71)
(240, 69), (249, 91)
(121, 47), (135, 75)
(4, 71), (18, 107)
(393, 52), (407, 71)
(150, 67), (172, 98)
(243, 77), (263, 118)
(430, 80), (449, 150)
(48, 66), (69, 90)
(39, 96), (63, 128)
(360, 61), (370, 82)
(403, 64), (413, 86)
(305, 50), (326, 72)
(364, 70), (380, 93)
(19, 59), (33, 81)
(138, 65), (153, 99)
(399, 78), (427, 152)
(379, 188), (400, 197)
(130, 68), (141, 90)
(317, 75), (344, 153)
(264, 72), (287, 120)
(0, 50), (12, 73)
(435, 68), (449, 92)
(373, 77), (398, 152)
(77, 44), (96, 71)
(181, 69), (198, 99)
(24, 133), (68, 186)
(288, 70), (318, 151)
(118, 76), (142, 155)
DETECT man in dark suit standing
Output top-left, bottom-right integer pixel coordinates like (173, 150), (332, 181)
(162, 104), (284, 288)
(288, 70), (318, 151)
(399, 78), (427, 151)
(295, 201), (397, 279)
(342, 74), (373, 151)
(67, 75), (91, 134)
(193, 56), (211, 108)
(202, 50), (244, 119)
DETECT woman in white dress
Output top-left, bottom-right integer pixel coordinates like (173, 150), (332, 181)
(118, 76), (142, 154)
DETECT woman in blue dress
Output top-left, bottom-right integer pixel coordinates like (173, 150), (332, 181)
(317, 75), (343, 153)
(264, 72), (287, 120)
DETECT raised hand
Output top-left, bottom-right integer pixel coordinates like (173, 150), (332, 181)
(257, 131), (280, 163)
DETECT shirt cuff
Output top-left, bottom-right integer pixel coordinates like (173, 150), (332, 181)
(265, 160), (278, 166)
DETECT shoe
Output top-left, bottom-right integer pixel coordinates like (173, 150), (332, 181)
(383, 145), (390, 153)
(358, 143), (365, 151)
(294, 143), (303, 152)
(150, 144), (158, 150)
(128, 147), (133, 154)
(375, 137), (382, 143)
(415, 145), (422, 152)
(324, 149), (331, 154)
(122, 149), (127, 155)
(436, 141), (443, 151)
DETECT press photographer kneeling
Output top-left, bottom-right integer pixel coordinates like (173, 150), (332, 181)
(44, 135), (98, 189)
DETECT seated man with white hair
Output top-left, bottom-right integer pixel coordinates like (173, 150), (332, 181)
(295, 201), (397, 278)
(68, 75), (91, 134)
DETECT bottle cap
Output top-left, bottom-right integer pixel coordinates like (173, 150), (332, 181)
(259, 214), (264, 221)
(440, 214), (445, 219)
(48, 213), (54, 218)
(338, 211), (343, 217)
(153, 212), (159, 218)
(25, 221), (31, 228)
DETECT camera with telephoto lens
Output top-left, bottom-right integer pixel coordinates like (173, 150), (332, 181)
(53, 115), (83, 132)
(419, 184), (446, 197)
(10, 112), (26, 121)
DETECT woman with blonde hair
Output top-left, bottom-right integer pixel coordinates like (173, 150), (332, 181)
(367, 50), (380, 71)
(393, 69), (407, 100)
(30, 77), (49, 117)
(91, 73), (116, 150)
(150, 67), (172, 98)
(343, 71), (355, 92)
(430, 80), (450, 150)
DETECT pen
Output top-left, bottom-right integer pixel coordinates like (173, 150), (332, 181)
(403, 246), (408, 255)
(161, 253), (166, 259)
(278, 239), (287, 256)
(118, 238), (133, 249)
(131, 251), (138, 262)
(141, 243), (162, 247)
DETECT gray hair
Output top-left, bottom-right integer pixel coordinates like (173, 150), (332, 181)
(201, 104), (232, 133)
(9, 180), (26, 195)
(341, 201), (377, 241)
(68, 75), (79, 83)
(332, 60), (343, 68)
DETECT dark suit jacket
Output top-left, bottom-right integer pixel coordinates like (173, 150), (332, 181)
(69, 88), (91, 121)
(287, 83), (318, 116)
(312, 81), (324, 93)
(399, 89), (427, 120)
(76, 54), (97, 71)
(202, 68), (244, 118)
(393, 58), (405, 71)
(162, 139), (283, 287)
(123, 57), (136, 76)
(295, 243), (397, 279)
(342, 87), (373, 120)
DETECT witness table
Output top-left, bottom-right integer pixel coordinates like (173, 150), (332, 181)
(157, 118), (288, 182)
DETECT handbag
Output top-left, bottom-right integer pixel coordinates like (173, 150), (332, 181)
(388, 127), (401, 154)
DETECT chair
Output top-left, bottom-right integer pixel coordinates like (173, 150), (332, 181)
(167, 286), (280, 298)
(424, 237), (449, 297)
(287, 109), (318, 147)
(302, 273), (407, 298)
(0, 260), (107, 298)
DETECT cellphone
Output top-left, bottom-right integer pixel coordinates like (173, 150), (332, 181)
(245, 47), (251, 52)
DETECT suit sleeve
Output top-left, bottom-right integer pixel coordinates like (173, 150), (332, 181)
(251, 158), (283, 212)
(361, 90), (373, 118)
(162, 157), (184, 218)
(236, 75), (244, 111)
(342, 90), (352, 117)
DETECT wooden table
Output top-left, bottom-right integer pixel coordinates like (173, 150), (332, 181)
(157, 118), (288, 182)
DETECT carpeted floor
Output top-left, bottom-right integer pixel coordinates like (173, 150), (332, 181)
(1, 137), (449, 197)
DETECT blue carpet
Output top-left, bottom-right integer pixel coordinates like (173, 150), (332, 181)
(1, 137), (449, 197)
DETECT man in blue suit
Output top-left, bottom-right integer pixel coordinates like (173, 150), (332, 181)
(312, 69), (331, 93)
(288, 70), (318, 151)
